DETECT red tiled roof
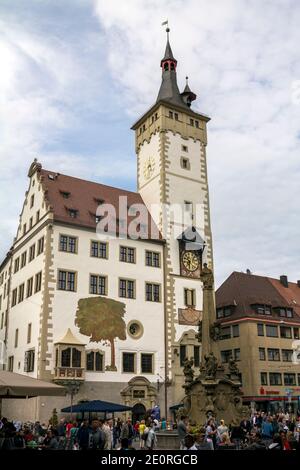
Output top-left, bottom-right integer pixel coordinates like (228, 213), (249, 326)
(216, 271), (300, 324)
(39, 169), (162, 242)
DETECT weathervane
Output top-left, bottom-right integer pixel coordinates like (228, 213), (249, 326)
(161, 19), (170, 38)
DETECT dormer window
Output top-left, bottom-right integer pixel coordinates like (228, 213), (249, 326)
(94, 198), (104, 205)
(60, 191), (70, 199)
(278, 307), (293, 318)
(253, 304), (271, 315)
(68, 209), (78, 218)
(217, 307), (232, 319)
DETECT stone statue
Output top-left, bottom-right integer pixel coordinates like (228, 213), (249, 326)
(204, 352), (218, 379)
(209, 322), (221, 341)
(228, 358), (240, 377)
(205, 394), (216, 413)
(200, 263), (214, 289)
(183, 357), (194, 382)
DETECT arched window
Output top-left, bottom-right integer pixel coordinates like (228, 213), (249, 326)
(164, 62), (169, 71)
(86, 351), (103, 371)
(170, 62), (175, 71)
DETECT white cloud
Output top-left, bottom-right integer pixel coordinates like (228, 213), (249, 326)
(93, 0), (300, 285)
(0, 1), (300, 289)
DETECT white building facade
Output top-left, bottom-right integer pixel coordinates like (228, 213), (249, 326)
(1, 34), (213, 422)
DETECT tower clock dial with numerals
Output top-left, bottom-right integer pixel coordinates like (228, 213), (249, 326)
(180, 250), (201, 278)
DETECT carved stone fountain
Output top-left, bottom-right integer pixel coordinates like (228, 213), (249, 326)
(181, 264), (248, 425)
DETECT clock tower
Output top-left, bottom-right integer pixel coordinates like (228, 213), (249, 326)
(131, 28), (214, 406)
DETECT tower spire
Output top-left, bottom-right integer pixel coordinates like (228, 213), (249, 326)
(157, 27), (189, 109)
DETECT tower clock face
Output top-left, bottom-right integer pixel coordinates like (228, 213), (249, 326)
(143, 157), (155, 180)
(182, 251), (199, 272)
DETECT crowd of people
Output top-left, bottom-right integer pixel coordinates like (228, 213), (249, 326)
(178, 411), (300, 450)
(1, 409), (300, 450)
(0, 415), (161, 451)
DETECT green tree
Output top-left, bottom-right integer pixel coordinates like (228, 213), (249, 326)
(75, 297), (126, 371)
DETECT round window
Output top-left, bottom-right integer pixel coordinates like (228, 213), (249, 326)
(128, 321), (144, 339)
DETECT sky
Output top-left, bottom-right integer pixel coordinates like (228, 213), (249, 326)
(0, 0), (300, 287)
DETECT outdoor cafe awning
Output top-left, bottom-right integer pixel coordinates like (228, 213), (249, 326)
(0, 371), (66, 398)
(61, 399), (132, 414)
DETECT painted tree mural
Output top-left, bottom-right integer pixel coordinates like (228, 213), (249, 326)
(75, 297), (126, 371)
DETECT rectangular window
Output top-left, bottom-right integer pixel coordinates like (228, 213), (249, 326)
(266, 325), (278, 338)
(68, 209), (78, 218)
(261, 372), (268, 385)
(21, 251), (27, 268)
(259, 348), (266, 360)
(120, 246), (135, 263)
(35, 272), (42, 293)
(256, 305), (271, 315)
(89, 275), (107, 295)
(280, 326), (292, 339)
(269, 373), (282, 386)
(1, 313), (4, 330)
(27, 323), (32, 344)
(267, 348), (280, 361)
(190, 118), (194, 126)
(14, 257), (20, 273)
(232, 324), (240, 337)
(12, 288), (17, 307)
(36, 210), (40, 223)
(145, 250), (160, 267)
(284, 373), (296, 386)
(257, 323), (264, 336)
(119, 279), (135, 299)
(26, 277), (33, 298)
(184, 288), (195, 307)
(58, 270), (76, 292)
(86, 351), (103, 372)
(59, 235), (77, 253)
(8, 356), (14, 372)
(182, 145), (188, 152)
(90, 241), (108, 259)
(0, 294), (2, 310)
(180, 345), (186, 367)
(221, 350), (232, 363)
(37, 237), (44, 255)
(14, 329), (19, 348)
(194, 346), (200, 368)
(282, 349), (293, 362)
(182, 158), (189, 169)
(24, 350), (35, 372)
(123, 352), (135, 373)
(145, 283), (160, 302)
(169, 111), (173, 119)
(29, 244), (35, 262)
(30, 194), (34, 208)
(141, 353), (153, 374)
(216, 307), (232, 319)
(298, 374), (300, 386)
(294, 328), (299, 339)
(23, 223), (26, 235)
(195, 120), (199, 128)
(174, 113), (179, 121)
(220, 326), (231, 340)
(18, 284), (24, 303)
(29, 217), (33, 229)
(234, 348), (240, 361)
